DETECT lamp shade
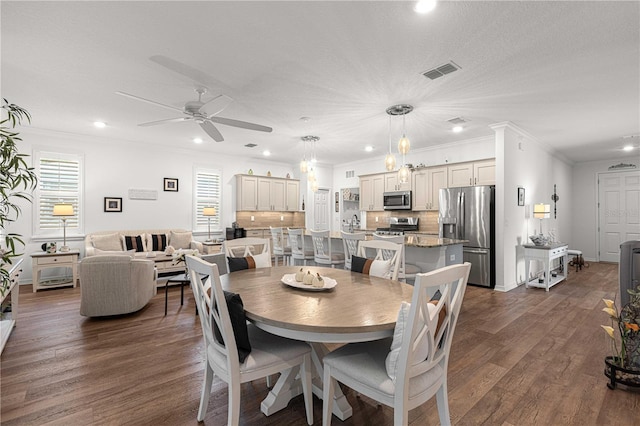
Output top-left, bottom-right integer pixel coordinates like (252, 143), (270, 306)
(203, 207), (216, 216)
(52, 203), (74, 216)
(384, 152), (396, 171)
(398, 136), (410, 155)
(533, 203), (551, 219)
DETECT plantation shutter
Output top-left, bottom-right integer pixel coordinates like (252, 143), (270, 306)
(36, 153), (82, 232)
(194, 168), (221, 230)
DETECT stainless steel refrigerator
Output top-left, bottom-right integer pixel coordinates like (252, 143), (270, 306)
(439, 185), (495, 288)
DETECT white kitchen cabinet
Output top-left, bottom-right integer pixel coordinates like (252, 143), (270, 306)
(447, 159), (495, 187)
(360, 173), (385, 211)
(285, 180), (300, 211)
(384, 172), (411, 192)
(411, 166), (447, 211)
(237, 175), (260, 211)
(237, 175), (300, 211)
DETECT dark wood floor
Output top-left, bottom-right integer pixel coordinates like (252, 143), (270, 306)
(1, 262), (639, 425)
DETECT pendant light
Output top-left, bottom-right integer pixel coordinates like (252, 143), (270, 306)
(299, 137), (308, 173)
(384, 115), (396, 171)
(385, 104), (413, 181)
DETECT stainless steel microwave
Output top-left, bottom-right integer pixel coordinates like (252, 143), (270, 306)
(383, 190), (412, 210)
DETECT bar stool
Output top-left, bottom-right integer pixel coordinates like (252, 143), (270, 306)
(373, 233), (421, 283)
(270, 226), (292, 266)
(310, 229), (345, 268)
(341, 230), (366, 270)
(288, 228), (315, 266)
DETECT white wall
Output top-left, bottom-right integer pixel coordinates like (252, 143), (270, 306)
(11, 129), (298, 283)
(493, 122), (573, 292)
(572, 156), (640, 260)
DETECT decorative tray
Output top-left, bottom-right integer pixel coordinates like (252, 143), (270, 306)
(281, 274), (337, 291)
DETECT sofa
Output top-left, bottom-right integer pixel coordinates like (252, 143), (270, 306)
(79, 255), (157, 317)
(84, 229), (203, 276)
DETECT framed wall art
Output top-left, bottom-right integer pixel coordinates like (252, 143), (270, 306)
(104, 197), (122, 212)
(163, 178), (179, 192)
(517, 187), (525, 206)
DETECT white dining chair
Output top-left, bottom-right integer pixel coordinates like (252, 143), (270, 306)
(270, 226), (291, 266)
(186, 255), (314, 425)
(341, 230), (366, 270)
(322, 262), (471, 426)
(310, 229), (345, 268)
(223, 237), (270, 259)
(356, 239), (403, 281)
(373, 233), (421, 283)
(288, 228), (315, 266)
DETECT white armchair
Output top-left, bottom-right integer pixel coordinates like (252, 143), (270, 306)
(79, 255), (157, 317)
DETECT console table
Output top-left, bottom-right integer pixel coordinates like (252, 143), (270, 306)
(524, 243), (568, 291)
(31, 251), (79, 292)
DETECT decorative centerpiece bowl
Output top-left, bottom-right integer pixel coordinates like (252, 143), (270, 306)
(529, 234), (550, 246)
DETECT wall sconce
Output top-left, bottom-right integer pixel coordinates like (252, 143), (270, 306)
(203, 206), (217, 242)
(533, 203), (550, 234)
(52, 203), (74, 252)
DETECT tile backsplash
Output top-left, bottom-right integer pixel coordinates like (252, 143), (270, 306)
(235, 211), (305, 229)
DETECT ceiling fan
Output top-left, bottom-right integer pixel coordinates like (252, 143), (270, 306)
(115, 88), (272, 142)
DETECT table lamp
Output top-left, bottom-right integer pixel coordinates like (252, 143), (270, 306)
(53, 203), (74, 252)
(533, 203), (550, 234)
(203, 206), (216, 242)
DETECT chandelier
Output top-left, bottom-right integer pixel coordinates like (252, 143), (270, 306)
(300, 135), (320, 191)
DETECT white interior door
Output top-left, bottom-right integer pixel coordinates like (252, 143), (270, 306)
(598, 170), (640, 262)
(313, 189), (330, 231)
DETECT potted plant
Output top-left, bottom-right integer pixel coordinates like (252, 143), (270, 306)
(1, 99), (37, 296)
(601, 285), (640, 389)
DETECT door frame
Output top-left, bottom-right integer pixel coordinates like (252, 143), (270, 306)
(596, 169), (640, 262)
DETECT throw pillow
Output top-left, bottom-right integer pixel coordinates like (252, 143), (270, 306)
(169, 231), (192, 249)
(227, 252), (271, 273)
(210, 290), (252, 363)
(124, 235), (146, 252)
(91, 233), (122, 251)
(149, 233), (168, 251)
(351, 255), (392, 279)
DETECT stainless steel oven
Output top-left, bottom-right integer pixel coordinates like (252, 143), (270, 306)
(383, 191), (412, 210)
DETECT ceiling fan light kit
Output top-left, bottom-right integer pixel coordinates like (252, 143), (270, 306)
(116, 87), (272, 143)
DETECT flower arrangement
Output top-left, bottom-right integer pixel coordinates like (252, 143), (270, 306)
(171, 248), (200, 265)
(601, 285), (640, 370)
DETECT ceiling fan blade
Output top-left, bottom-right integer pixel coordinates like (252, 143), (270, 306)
(200, 121), (224, 142)
(138, 117), (191, 127)
(149, 55), (233, 93)
(116, 91), (183, 113)
(208, 116), (273, 133)
(200, 94), (234, 116)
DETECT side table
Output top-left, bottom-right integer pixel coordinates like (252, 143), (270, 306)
(524, 243), (568, 291)
(165, 273), (190, 315)
(201, 241), (223, 254)
(31, 250), (79, 292)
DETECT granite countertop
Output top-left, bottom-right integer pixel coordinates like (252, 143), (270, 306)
(404, 235), (468, 248)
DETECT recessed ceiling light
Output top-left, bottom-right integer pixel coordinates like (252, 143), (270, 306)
(415, 0), (437, 14)
(365, 146), (374, 152)
(193, 137), (203, 144)
(452, 126), (463, 133)
(93, 121), (106, 128)
(263, 150), (271, 156)
(623, 145), (634, 152)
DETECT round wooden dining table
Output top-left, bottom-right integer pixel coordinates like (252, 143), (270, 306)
(220, 265), (414, 342)
(219, 265), (415, 420)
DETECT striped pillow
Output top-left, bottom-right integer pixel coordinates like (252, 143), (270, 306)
(124, 235), (145, 252)
(350, 255), (392, 279)
(150, 233), (167, 251)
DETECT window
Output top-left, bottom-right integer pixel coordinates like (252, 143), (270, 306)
(193, 167), (221, 231)
(34, 151), (83, 237)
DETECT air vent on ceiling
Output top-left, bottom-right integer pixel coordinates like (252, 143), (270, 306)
(447, 117), (467, 125)
(244, 143), (258, 148)
(422, 61), (461, 80)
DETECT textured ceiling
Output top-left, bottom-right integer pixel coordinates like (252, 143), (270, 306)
(2, 1), (639, 166)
